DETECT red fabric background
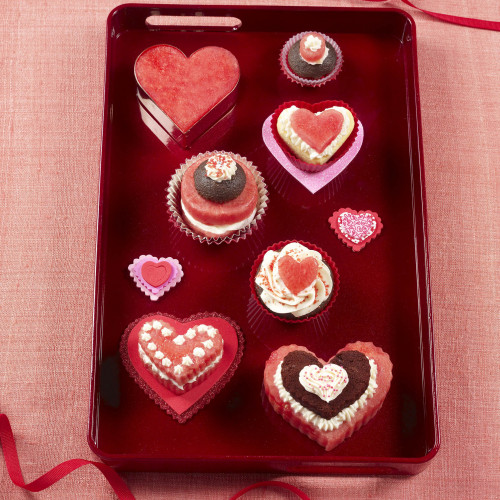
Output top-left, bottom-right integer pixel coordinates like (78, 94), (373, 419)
(0, 1), (498, 498)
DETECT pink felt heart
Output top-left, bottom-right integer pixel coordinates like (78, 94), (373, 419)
(278, 255), (319, 295)
(135, 45), (240, 133)
(121, 313), (244, 423)
(329, 208), (383, 252)
(290, 108), (344, 153)
(141, 261), (172, 288)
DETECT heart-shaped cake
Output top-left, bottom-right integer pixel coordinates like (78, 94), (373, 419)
(128, 255), (183, 300)
(274, 100), (357, 167)
(135, 45), (240, 146)
(329, 208), (383, 251)
(121, 312), (244, 423)
(263, 342), (392, 451)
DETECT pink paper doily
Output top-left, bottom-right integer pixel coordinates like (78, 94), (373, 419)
(262, 115), (364, 194)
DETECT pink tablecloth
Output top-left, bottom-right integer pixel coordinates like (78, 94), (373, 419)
(0, 1), (498, 498)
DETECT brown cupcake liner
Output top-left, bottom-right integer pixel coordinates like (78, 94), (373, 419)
(279, 32), (343, 88)
(249, 240), (340, 324)
(166, 151), (269, 245)
(270, 100), (359, 173)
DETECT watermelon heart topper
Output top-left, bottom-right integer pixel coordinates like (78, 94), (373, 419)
(128, 255), (183, 300)
(329, 208), (383, 252)
(278, 255), (319, 295)
(120, 312), (244, 423)
(290, 108), (344, 154)
(135, 45), (240, 133)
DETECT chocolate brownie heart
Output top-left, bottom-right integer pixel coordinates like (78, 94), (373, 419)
(263, 342), (393, 451)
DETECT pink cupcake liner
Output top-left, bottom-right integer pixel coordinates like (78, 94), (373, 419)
(270, 100), (359, 173)
(166, 151), (269, 245)
(249, 240), (340, 324)
(280, 31), (343, 88)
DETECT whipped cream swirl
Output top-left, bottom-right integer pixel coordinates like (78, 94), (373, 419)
(255, 242), (333, 318)
(205, 153), (237, 182)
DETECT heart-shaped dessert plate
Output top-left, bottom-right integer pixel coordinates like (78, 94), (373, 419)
(135, 45), (240, 148)
(262, 115), (364, 194)
(263, 342), (392, 451)
(121, 312), (244, 423)
(128, 255), (183, 300)
(329, 208), (383, 251)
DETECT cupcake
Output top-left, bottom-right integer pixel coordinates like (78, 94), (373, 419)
(280, 32), (343, 87)
(251, 241), (340, 322)
(170, 152), (267, 242)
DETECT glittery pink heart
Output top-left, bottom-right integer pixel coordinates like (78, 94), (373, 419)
(329, 208), (383, 252)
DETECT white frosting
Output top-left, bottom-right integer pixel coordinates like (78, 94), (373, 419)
(154, 351), (164, 359)
(161, 357), (172, 367)
(140, 333), (151, 342)
(255, 242), (333, 318)
(142, 323), (152, 332)
(274, 358), (378, 431)
(298, 364), (349, 403)
(185, 328), (197, 339)
(173, 335), (185, 346)
(152, 320), (162, 330)
(301, 35), (329, 65)
(204, 153), (237, 182)
(207, 327), (218, 338)
(202, 340), (214, 349)
(182, 355), (194, 366)
(182, 200), (256, 236)
(197, 325), (208, 333)
(147, 342), (157, 351)
(193, 347), (205, 358)
(161, 327), (172, 337)
(277, 106), (351, 163)
(138, 345), (224, 390)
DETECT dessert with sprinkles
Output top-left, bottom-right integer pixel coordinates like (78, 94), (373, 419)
(272, 100), (358, 172)
(280, 31), (343, 87)
(121, 313), (244, 422)
(128, 255), (183, 301)
(251, 240), (340, 322)
(168, 150), (268, 243)
(329, 208), (383, 252)
(263, 342), (393, 450)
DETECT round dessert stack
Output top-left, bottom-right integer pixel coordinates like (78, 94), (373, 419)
(180, 152), (260, 239)
(281, 31), (343, 87)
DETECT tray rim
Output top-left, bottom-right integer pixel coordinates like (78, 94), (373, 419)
(88, 2), (440, 474)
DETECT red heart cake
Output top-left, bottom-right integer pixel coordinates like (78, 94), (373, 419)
(121, 313), (244, 423)
(128, 255), (183, 300)
(273, 100), (357, 169)
(263, 342), (392, 451)
(135, 45), (240, 146)
(329, 208), (383, 251)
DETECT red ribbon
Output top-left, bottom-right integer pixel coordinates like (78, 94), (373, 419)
(363, 0), (500, 31)
(0, 413), (311, 499)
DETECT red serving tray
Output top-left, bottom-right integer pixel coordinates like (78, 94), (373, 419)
(88, 4), (440, 475)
